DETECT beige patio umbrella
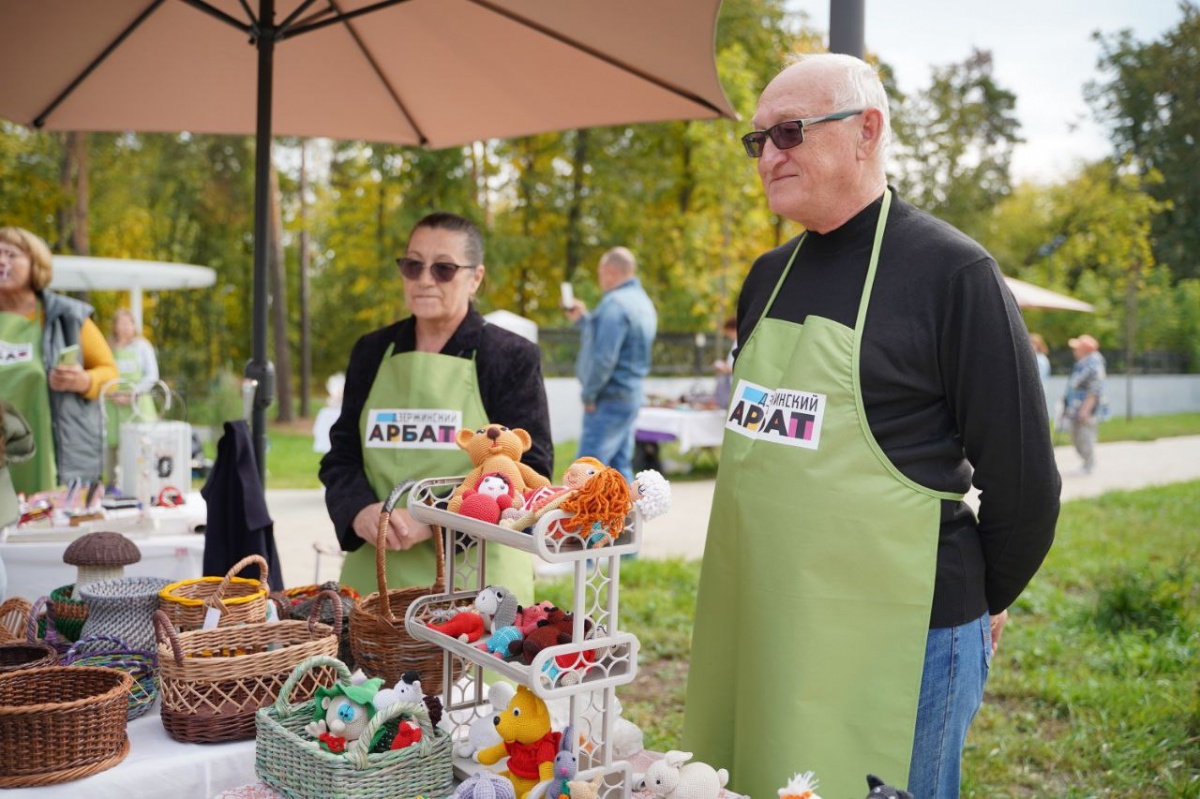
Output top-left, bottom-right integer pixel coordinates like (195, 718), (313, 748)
(0, 0), (737, 477)
(1004, 276), (1095, 312)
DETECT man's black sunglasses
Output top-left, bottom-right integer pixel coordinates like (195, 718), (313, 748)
(741, 109), (864, 158)
(396, 257), (478, 282)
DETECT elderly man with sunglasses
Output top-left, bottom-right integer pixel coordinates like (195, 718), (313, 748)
(319, 211), (553, 602)
(682, 54), (1060, 799)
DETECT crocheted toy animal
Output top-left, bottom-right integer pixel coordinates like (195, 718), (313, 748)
(454, 681), (517, 759)
(455, 771), (518, 799)
(636, 750), (729, 799)
(304, 672), (385, 754)
(514, 601), (556, 635)
(567, 775), (604, 799)
(475, 685), (561, 799)
(459, 472), (525, 525)
(514, 607), (593, 667)
(476, 584), (520, 632)
(864, 774), (913, 799)
(778, 771), (823, 799)
(428, 607), (486, 642)
(448, 424), (551, 514)
(373, 669), (443, 728)
(631, 468), (671, 522)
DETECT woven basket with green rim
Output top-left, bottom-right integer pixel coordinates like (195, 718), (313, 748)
(48, 584), (87, 642)
(255, 654), (453, 799)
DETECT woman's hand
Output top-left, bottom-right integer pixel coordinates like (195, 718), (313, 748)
(352, 503), (434, 551)
(48, 364), (91, 395)
(989, 609), (1008, 655)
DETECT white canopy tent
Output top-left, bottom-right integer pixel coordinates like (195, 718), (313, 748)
(50, 255), (217, 328)
(1003, 276), (1095, 312)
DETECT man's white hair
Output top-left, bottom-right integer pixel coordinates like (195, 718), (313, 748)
(785, 52), (892, 157)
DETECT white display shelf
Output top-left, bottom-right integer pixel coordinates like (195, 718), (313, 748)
(403, 475), (643, 798)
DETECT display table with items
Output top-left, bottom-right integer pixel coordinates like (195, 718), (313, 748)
(635, 406), (725, 452)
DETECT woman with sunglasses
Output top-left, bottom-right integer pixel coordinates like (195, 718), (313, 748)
(0, 226), (118, 496)
(319, 212), (553, 601)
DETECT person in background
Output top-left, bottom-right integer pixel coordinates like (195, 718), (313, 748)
(681, 54), (1060, 799)
(104, 307), (160, 485)
(320, 212), (553, 600)
(1, 401), (35, 597)
(1029, 332), (1052, 419)
(0, 226), (118, 494)
(712, 314), (738, 409)
(563, 246), (658, 481)
(1064, 333), (1106, 475)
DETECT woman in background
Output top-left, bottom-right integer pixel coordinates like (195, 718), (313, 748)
(0, 226), (117, 494)
(104, 308), (160, 484)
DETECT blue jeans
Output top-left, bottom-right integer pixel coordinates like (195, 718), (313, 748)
(578, 396), (639, 481)
(908, 613), (991, 798)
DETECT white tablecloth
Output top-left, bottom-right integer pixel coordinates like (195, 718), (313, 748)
(635, 407), (727, 453)
(0, 529), (205, 602)
(18, 705), (257, 798)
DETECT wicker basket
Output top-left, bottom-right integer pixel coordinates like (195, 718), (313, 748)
(278, 582), (360, 668)
(0, 597), (32, 643)
(349, 482), (451, 693)
(0, 640), (57, 673)
(48, 584), (88, 642)
(27, 595), (72, 657)
(159, 554), (271, 632)
(255, 655), (453, 799)
(78, 576), (174, 652)
(62, 634), (159, 721)
(0, 666), (133, 787)
(153, 590), (342, 744)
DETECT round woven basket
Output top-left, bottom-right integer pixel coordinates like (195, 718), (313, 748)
(0, 641), (57, 673)
(349, 485), (452, 694)
(62, 634), (159, 721)
(78, 576), (174, 653)
(48, 584), (88, 642)
(0, 666), (133, 788)
(279, 583), (360, 668)
(158, 554), (270, 631)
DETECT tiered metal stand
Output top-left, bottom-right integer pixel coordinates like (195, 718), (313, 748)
(406, 477), (641, 798)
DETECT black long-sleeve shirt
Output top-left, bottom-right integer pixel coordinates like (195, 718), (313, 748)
(736, 192), (1060, 627)
(319, 308), (553, 552)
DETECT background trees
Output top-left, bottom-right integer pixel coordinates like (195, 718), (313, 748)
(1, 0), (1196, 417)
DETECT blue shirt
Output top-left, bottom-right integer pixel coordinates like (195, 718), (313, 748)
(575, 278), (657, 405)
(1066, 351), (1106, 412)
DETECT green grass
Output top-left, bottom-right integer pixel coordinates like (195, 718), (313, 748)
(535, 481), (1200, 795)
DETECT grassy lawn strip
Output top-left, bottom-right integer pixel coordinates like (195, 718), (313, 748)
(535, 481), (1200, 796)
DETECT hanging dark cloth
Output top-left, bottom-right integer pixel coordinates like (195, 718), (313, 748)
(201, 420), (283, 590)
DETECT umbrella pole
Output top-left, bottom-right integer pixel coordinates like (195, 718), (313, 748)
(246, 0), (278, 483)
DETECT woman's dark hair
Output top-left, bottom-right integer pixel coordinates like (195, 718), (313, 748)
(410, 212), (484, 266)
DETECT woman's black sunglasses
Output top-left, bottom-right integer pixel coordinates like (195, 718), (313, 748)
(396, 257), (478, 283)
(741, 109), (864, 157)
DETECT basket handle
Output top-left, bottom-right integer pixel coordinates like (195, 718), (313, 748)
(307, 589), (344, 635)
(27, 595), (58, 647)
(153, 609), (186, 665)
(345, 699), (436, 770)
(376, 479), (442, 622)
(211, 554), (271, 607)
(272, 654), (353, 716)
(64, 633), (132, 662)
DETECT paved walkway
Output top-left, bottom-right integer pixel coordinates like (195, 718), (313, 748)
(267, 435), (1200, 587)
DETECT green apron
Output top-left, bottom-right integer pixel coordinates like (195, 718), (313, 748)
(105, 343), (158, 444)
(682, 191), (963, 798)
(339, 344), (534, 605)
(0, 311), (57, 494)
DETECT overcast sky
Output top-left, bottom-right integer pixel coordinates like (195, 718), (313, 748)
(783, 1), (1183, 182)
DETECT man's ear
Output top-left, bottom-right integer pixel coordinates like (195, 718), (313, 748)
(857, 107), (886, 161)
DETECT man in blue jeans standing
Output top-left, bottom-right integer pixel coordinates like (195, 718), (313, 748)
(564, 247), (657, 481)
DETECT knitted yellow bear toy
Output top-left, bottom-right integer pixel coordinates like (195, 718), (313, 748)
(475, 685), (561, 799)
(448, 424), (551, 514)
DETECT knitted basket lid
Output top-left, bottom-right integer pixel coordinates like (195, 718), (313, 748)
(63, 531), (143, 567)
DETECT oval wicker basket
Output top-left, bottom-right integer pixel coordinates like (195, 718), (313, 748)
(62, 633), (159, 721)
(158, 554), (270, 632)
(153, 590), (341, 744)
(0, 666), (133, 788)
(349, 481), (453, 694)
(0, 641), (57, 674)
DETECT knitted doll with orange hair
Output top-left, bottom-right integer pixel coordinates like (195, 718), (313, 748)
(499, 457), (630, 546)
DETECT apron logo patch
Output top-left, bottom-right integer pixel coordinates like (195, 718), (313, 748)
(0, 340), (34, 364)
(726, 379), (825, 449)
(365, 409), (462, 449)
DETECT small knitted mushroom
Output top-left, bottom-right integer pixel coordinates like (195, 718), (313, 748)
(63, 531), (142, 598)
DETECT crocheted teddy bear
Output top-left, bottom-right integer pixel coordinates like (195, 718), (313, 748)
(448, 424), (551, 514)
(475, 684), (561, 799)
